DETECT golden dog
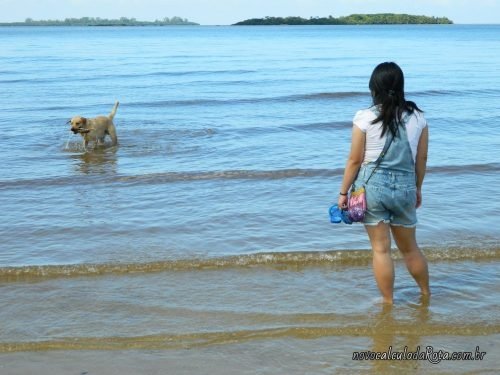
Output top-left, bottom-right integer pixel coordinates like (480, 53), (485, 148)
(69, 101), (119, 148)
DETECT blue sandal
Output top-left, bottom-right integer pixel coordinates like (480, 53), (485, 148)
(329, 204), (353, 225)
(329, 204), (342, 223)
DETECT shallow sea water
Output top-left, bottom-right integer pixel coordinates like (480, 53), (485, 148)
(0, 25), (499, 373)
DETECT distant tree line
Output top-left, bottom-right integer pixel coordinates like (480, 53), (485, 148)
(0, 17), (198, 26)
(233, 14), (453, 25)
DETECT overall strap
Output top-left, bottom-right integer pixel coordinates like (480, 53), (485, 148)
(363, 111), (412, 185)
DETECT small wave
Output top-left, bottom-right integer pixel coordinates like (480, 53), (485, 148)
(5, 102), (119, 114)
(411, 88), (500, 98)
(4, 104), (77, 113)
(148, 69), (257, 77)
(0, 69), (257, 85)
(294, 92), (365, 100)
(0, 168), (342, 189)
(1, 247), (498, 282)
(125, 88), (500, 108)
(235, 121), (352, 136)
(286, 120), (352, 131)
(1, 322), (498, 352)
(89, 69), (258, 81)
(0, 78), (36, 84)
(127, 91), (367, 108)
(429, 163), (500, 174)
(117, 168), (339, 184)
(77, 69), (258, 81)
(2, 163), (500, 189)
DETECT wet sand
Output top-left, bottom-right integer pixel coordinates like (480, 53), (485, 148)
(1, 335), (498, 374)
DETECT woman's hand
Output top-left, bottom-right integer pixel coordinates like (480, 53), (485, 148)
(338, 194), (348, 211)
(416, 189), (422, 208)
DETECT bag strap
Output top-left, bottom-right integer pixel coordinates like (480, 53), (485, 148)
(364, 133), (395, 185)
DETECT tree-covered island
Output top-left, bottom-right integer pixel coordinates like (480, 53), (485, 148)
(0, 17), (198, 26)
(233, 14), (453, 25)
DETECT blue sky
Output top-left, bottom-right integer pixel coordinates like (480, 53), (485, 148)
(0, 0), (499, 24)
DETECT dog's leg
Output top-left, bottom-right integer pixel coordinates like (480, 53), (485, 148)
(107, 123), (118, 146)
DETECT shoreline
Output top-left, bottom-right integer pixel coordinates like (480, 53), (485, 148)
(4, 22), (500, 27)
(0, 23), (460, 27)
(1, 13), (452, 27)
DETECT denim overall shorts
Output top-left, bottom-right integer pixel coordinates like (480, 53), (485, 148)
(354, 117), (417, 227)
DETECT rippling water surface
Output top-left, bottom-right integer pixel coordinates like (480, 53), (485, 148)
(0, 25), (499, 373)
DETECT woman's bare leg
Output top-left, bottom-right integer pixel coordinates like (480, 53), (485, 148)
(391, 226), (430, 296)
(365, 223), (394, 304)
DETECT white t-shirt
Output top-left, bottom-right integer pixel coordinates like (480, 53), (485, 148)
(353, 107), (428, 163)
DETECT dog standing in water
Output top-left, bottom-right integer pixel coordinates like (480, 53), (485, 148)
(69, 101), (119, 148)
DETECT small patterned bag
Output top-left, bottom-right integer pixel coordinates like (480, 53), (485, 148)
(347, 185), (367, 222)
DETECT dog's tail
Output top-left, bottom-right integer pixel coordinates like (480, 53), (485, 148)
(108, 101), (119, 120)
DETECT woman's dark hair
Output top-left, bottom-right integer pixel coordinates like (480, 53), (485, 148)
(369, 62), (422, 137)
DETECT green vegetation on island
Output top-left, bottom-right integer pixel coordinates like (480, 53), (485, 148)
(233, 14), (453, 26)
(0, 17), (198, 26)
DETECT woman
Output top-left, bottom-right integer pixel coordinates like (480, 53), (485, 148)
(338, 62), (430, 304)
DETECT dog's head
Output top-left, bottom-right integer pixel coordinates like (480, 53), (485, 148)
(69, 116), (90, 134)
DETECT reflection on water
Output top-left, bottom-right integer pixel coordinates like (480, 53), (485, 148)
(370, 301), (430, 373)
(64, 145), (122, 229)
(66, 143), (118, 175)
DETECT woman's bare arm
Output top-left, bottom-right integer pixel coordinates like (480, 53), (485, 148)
(338, 126), (365, 208)
(415, 126), (428, 208)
